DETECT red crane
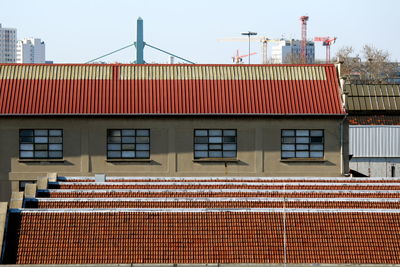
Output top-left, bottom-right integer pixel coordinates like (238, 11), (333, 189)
(314, 37), (337, 63)
(300, 16), (309, 64)
(232, 50), (257, 64)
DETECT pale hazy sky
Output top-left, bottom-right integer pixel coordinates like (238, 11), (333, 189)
(2, 0), (399, 64)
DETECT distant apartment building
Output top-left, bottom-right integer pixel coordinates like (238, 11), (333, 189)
(271, 39), (315, 64)
(16, 38), (45, 63)
(0, 24), (17, 63)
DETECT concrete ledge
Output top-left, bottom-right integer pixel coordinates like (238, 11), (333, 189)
(18, 159), (65, 163)
(24, 183), (37, 199)
(9, 192), (24, 209)
(47, 172), (57, 182)
(0, 202), (8, 262)
(37, 177), (48, 190)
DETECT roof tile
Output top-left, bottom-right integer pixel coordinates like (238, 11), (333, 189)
(4, 212), (400, 264)
(4, 176), (400, 264)
(348, 115), (400, 125)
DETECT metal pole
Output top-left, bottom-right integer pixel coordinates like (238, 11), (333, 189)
(135, 17), (145, 64)
(241, 31), (257, 64)
(248, 35), (251, 64)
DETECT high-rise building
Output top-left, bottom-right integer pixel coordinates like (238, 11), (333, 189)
(271, 39), (315, 64)
(16, 38), (45, 63)
(0, 24), (17, 63)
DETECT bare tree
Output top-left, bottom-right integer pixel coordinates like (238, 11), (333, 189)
(336, 45), (397, 84)
(283, 53), (303, 64)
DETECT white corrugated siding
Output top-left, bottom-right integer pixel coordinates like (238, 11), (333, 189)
(350, 126), (400, 157)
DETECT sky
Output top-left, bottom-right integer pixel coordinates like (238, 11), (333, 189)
(1, 0), (399, 64)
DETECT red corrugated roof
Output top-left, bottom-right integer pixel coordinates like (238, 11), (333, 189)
(0, 64), (345, 115)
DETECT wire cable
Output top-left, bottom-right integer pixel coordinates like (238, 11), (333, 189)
(84, 43), (135, 64)
(84, 42), (195, 64)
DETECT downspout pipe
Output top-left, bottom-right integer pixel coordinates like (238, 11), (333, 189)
(335, 59), (349, 176)
(340, 114), (348, 176)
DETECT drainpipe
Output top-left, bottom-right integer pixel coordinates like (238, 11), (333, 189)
(336, 59), (349, 176)
(340, 115), (348, 176)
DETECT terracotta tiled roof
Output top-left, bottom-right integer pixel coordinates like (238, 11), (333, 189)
(5, 212), (400, 264)
(4, 176), (400, 264)
(27, 199), (400, 209)
(37, 190), (400, 199)
(0, 64), (345, 115)
(61, 177), (400, 183)
(47, 182), (400, 190)
(348, 115), (400, 125)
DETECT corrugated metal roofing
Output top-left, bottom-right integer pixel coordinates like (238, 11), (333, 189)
(345, 84), (400, 111)
(0, 64), (345, 115)
(349, 125), (400, 157)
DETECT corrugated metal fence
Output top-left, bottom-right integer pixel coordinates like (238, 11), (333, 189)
(350, 126), (400, 157)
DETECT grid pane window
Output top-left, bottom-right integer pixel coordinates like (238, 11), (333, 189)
(194, 129), (237, 159)
(107, 129), (150, 159)
(19, 129), (63, 159)
(281, 129), (324, 159)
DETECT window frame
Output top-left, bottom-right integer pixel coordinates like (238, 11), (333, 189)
(281, 129), (324, 159)
(106, 129), (150, 160)
(193, 129), (237, 159)
(19, 129), (64, 159)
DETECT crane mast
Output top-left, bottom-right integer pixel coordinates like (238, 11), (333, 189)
(300, 16), (309, 64)
(314, 37), (337, 63)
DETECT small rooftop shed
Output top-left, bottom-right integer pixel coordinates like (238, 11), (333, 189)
(345, 84), (400, 177)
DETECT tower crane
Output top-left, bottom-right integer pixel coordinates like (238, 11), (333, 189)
(300, 16), (309, 64)
(218, 37), (282, 64)
(314, 37), (337, 63)
(232, 50), (257, 64)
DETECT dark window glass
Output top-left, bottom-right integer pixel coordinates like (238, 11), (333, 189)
(19, 129), (63, 159)
(281, 129), (324, 159)
(194, 129), (237, 159)
(107, 129), (150, 159)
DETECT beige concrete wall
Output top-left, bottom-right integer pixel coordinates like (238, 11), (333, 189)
(0, 202), (7, 259)
(0, 117), (348, 200)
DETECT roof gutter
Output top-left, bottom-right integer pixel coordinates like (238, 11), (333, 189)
(2, 264), (400, 267)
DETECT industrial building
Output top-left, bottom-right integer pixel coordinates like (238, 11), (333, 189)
(3, 63), (400, 265)
(0, 63), (347, 202)
(271, 39), (315, 64)
(0, 24), (17, 63)
(346, 84), (400, 177)
(16, 38), (46, 63)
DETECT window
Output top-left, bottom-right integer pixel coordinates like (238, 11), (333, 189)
(19, 129), (63, 159)
(281, 129), (324, 159)
(194, 129), (237, 159)
(107, 129), (150, 159)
